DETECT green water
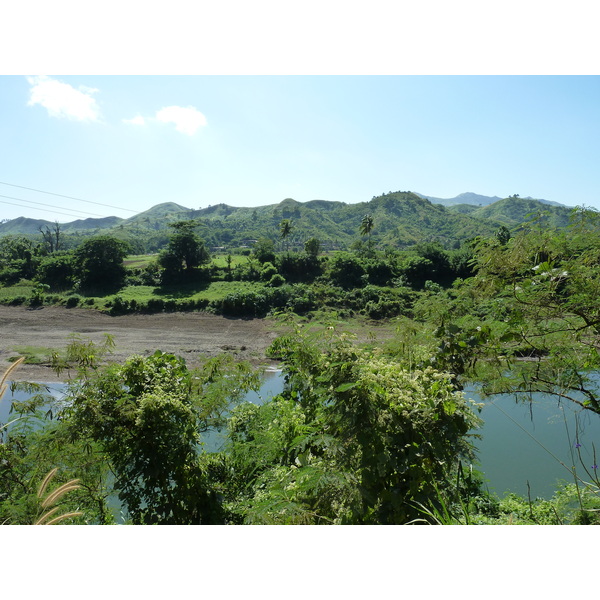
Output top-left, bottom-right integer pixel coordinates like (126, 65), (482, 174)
(3, 374), (599, 500)
(472, 389), (600, 499)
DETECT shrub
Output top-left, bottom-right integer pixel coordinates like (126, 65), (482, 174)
(0, 267), (24, 285)
(65, 296), (81, 308)
(37, 253), (76, 290)
(146, 298), (165, 313)
(277, 253), (323, 283)
(109, 296), (130, 315)
(260, 262), (279, 282)
(328, 253), (366, 289)
(267, 274), (285, 287)
(233, 331), (481, 524)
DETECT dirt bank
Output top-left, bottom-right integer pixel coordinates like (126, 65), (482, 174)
(0, 305), (282, 382)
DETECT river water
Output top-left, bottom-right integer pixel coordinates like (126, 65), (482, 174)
(2, 372), (599, 500)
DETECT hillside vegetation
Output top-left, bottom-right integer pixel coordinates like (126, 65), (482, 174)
(0, 191), (571, 253)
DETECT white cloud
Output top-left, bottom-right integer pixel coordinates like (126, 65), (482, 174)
(123, 115), (146, 126)
(155, 105), (207, 135)
(27, 75), (100, 121)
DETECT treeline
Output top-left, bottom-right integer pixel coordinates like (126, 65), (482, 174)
(0, 218), (477, 318)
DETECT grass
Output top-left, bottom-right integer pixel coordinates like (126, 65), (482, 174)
(124, 254), (248, 271)
(0, 276), (268, 311)
(0, 281), (36, 300)
(8, 345), (61, 365)
(123, 254), (157, 269)
(107, 281), (263, 304)
(210, 254), (249, 269)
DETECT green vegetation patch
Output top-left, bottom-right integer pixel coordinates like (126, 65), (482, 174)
(0, 281), (36, 300)
(8, 345), (60, 365)
(108, 281), (262, 305)
(210, 254), (248, 269)
(123, 254), (157, 269)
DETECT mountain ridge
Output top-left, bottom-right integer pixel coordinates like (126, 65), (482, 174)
(0, 192), (575, 251)
(415, 191), (567, 208)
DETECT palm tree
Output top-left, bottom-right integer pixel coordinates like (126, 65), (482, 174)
(280, 219), (293, 253)
(360, 214), (374, 251)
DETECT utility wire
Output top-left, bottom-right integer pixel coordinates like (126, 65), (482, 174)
(0, 197), (107, 221)
(0, 193), (107, 218)
(0, 181), (138, 214)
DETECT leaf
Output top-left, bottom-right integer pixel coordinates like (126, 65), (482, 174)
(335, 382), (357, 393)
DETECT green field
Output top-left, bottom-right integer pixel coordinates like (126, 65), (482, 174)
(0, 281), (35, 300)
(110, 280), (261, 304)
(123, 254), (158, 269)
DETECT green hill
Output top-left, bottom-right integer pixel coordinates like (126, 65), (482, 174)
(0, 192), (577, 252)
(446, 204), (481, 215)
(470, 197), (573, 229)
(176, 191), (502, 250)
(0, 215), (124, 235)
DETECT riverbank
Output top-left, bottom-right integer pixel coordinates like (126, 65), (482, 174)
(0, 305), (282, 381)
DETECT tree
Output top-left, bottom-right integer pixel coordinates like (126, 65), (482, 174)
(415, 242), (454, 286)
(304, 237), (321, 257)
(436, 210), (600, 418)
(36, 253), (75, 290)
(280, 219), (293, 253)
(159, 220), (209, 283)
(397, 255), (434, 289)
(252, 237), (276, 264)
(59, 348), (260, 524)
(0, 235), (37, 283)
(39, 222), (63, 253)
(495, 225), (511, 245)
(328, 253), (366, 289)
(73, 235), (131, 291)
(359, 214), (375, 252)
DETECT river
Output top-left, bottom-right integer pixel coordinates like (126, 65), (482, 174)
(2, 371), (599, 500)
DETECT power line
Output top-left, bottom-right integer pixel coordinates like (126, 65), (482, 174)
(0, 193), (107, 218)
(0, 197), (108, 221)
(0, 181), (138, 214)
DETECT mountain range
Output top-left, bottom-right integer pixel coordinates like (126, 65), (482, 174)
(0, 191), (575, 251)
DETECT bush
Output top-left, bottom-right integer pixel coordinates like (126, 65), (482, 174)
(267, 274), (285, 287)
(363, 258), (396, 286)
(234, 331), (481, 524)
(65, 295), (81, 308)
(260, 262), (278, 282)
(328, 253), (366, 289)
(218, 290), (269, 317)
(109, 296), (130, 315)
(146, 298), (165, 313)
(277, 253), (323, 283)
(37, 253), (75, 290)
(0, 267), (25, 285)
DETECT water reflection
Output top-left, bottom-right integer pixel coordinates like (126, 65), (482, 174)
(471, 388), (600, 499)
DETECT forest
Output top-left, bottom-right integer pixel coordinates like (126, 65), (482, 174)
(1, 192), (600, 525)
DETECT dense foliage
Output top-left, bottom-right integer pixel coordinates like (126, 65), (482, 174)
(2, 198), (600, 525)
(223, 331), (480, 524)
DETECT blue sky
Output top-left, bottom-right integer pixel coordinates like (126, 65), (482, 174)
(1, 75), (598, 222)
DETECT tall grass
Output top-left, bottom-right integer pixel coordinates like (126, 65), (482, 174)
(1, 360), (84, 525)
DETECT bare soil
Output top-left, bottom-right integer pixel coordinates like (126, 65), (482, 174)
(0, 305), (282, 382)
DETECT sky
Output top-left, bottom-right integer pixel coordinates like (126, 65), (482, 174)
(1, 74), (598, 223)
